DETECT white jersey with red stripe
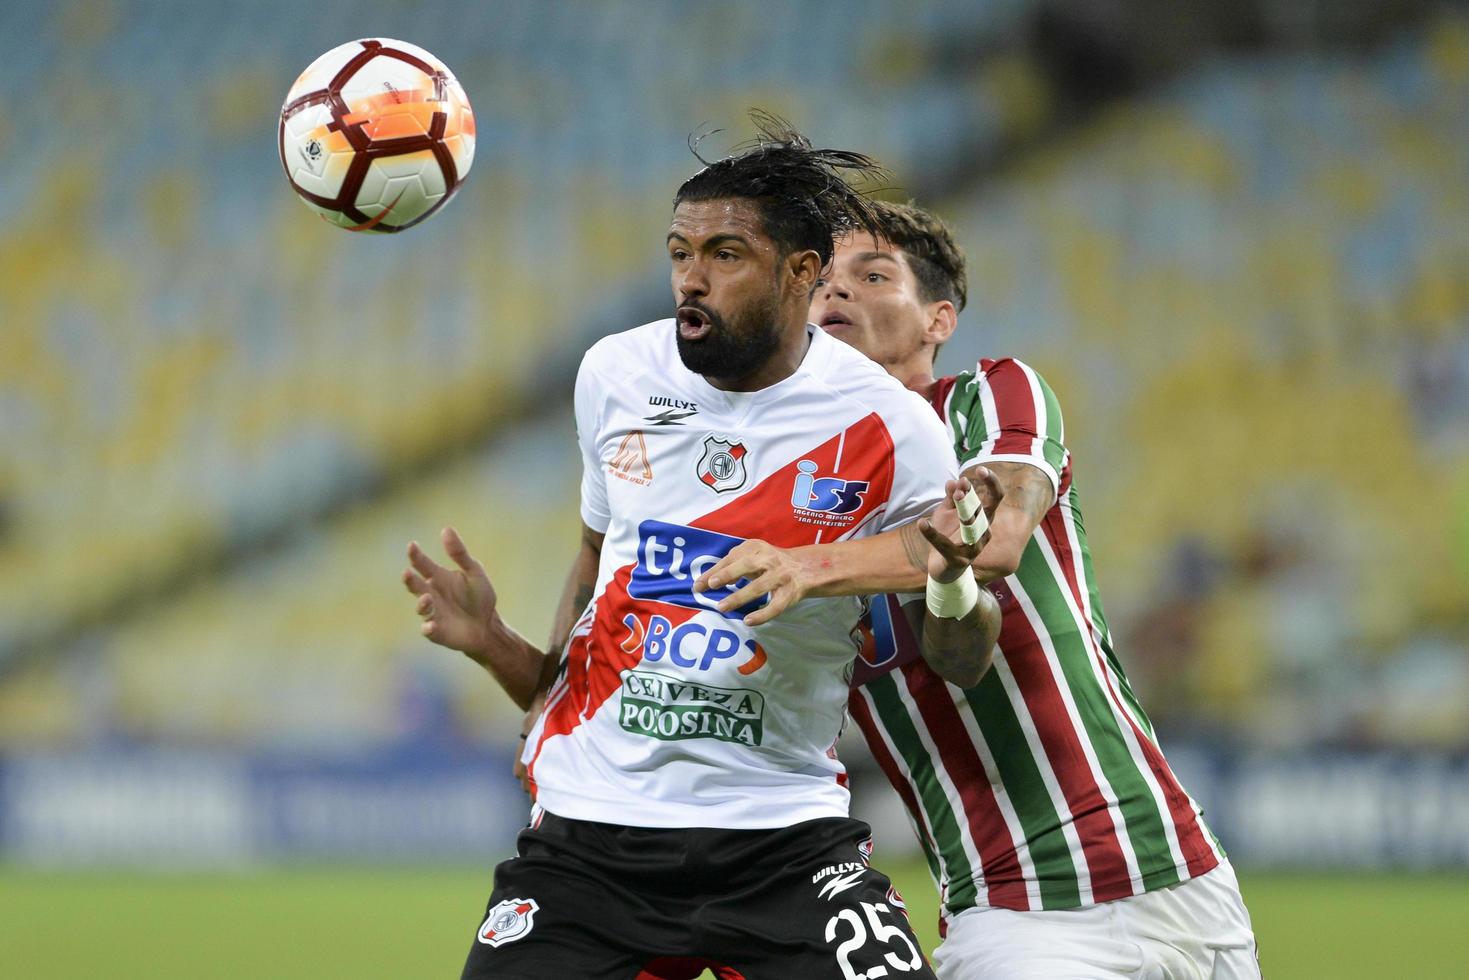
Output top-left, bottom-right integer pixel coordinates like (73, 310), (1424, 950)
(523, 319), (956, 829)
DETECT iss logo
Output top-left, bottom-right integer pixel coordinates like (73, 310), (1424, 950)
(696, 435), (748, 493)
(790, 459), (870, 528)
(791, 459), (869, 514)
(477, 897), (539, 947)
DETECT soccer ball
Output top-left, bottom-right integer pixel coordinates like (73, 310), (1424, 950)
(278, 38), (475, 232)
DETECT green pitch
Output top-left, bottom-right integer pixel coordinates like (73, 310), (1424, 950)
(2, 863), (1466, 978)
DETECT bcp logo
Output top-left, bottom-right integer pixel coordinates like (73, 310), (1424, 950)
(790, 460), (869, 514)
(628, 520), (767, 620)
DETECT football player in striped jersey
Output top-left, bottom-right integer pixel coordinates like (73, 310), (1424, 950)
(697, 201), (1261, 979)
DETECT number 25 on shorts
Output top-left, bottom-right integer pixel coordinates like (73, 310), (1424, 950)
(825, 901), (923, 980)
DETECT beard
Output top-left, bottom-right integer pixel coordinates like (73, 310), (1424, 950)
(674, 293), (783, 380)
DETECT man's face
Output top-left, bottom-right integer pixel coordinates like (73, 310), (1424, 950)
(811, 232), (932, 371)
(667, 198), (785, 379)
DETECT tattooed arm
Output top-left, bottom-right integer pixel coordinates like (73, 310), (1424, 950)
(960, 460), (1054, 583)
(908, 480), (1003, 687)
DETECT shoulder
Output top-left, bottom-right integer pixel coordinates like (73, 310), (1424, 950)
(583, 319), (672, 370)
(946, 357), (1061, 416)
(805, 335), (953, 470)
(982, 357), (1057, 399)
(579, 319), (673, 388)
(810, 330), (941, 423)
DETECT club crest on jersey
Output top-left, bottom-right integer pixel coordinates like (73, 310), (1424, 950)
(477, 897), (538, 947)
(696, 435), (748, 493)
(790, 459), (869, 528)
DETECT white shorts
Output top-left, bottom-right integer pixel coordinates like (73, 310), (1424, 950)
(931, 860), (1260, 980)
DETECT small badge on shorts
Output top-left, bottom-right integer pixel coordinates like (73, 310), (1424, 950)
(477, 897), (539, 947)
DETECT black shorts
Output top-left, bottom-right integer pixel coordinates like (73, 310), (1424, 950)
(460, 812), (935, 980)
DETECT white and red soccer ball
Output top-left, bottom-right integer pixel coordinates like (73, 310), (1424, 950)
(279, 38), (475, 232)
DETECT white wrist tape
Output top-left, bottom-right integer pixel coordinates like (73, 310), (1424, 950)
(956, 485), (989, 545)
(926, 567), (980, 619)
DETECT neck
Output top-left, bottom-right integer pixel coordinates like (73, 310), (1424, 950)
(890, 351), (939, 399)
(703, 316), (811, 392)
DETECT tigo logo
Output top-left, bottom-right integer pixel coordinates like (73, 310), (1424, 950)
(628, 521), (766, 620)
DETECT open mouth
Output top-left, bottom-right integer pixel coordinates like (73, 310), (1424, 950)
(819, 310), (854, 330)
(677, 306), (713, 341)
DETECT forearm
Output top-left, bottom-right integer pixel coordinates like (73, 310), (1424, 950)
(919, 585), (1001, 688)
(960, 460), (1054, 583)
(520, 527), (603, 709)
(470, 615), (547, 712)
(969, 499), (1031, 583)
(791, 521), (930, 597)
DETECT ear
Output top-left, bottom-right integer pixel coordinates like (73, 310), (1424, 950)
(786, 249), (823, 298)
(923, 299), (958, 347)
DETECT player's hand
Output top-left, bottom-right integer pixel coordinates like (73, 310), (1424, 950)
(402, 527), (498, 660)
(965, 465), (1003, 522)
(693, 540), (804, 628)
(917, 475), (992, 583)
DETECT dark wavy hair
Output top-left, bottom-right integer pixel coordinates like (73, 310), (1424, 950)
(674, 111), (887, 268)
(869, 200), (968, 312)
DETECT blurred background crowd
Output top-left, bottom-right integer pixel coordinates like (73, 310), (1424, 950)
(1, 0), (1466, 874)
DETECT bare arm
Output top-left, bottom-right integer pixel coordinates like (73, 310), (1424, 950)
(909, 485), (1004, 687)
(805, 459), (1054, 591)
(532, 521), (606, 701)
(961, 461), (1054, 582)
(695, 459), (1059, 619)
(403, 522), (604, 712)
(695, 477), (1001, 687)
(694, 467), (1003, 621)
(907, 587), (1002, 688)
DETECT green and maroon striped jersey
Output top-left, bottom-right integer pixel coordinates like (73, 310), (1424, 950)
(848, 357), (1222, 925)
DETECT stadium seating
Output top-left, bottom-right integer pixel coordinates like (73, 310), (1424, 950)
(0, 2), (1464, 753)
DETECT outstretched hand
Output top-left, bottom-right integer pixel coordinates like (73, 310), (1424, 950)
(402, 527), (498, 658)
(916, 472), (996, 583)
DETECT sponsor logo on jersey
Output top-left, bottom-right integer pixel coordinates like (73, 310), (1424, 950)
(812, 861), (869, 900)
(621, 611), (766, 674)
(696, 435), (748, 493)
(644, 409), (698, 426)
(645, 397), (699, 426)
(628, 520), (767, 620)
(477, 897), (539, 947)
(609, 431), (653, 485)
(790, 459), (869, 528)
(619, 670), (764, 746)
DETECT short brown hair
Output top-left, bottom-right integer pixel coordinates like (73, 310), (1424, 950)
(868, 201), (968, 312)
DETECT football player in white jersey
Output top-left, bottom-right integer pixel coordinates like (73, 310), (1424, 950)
(403, 117), (1001, 979)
